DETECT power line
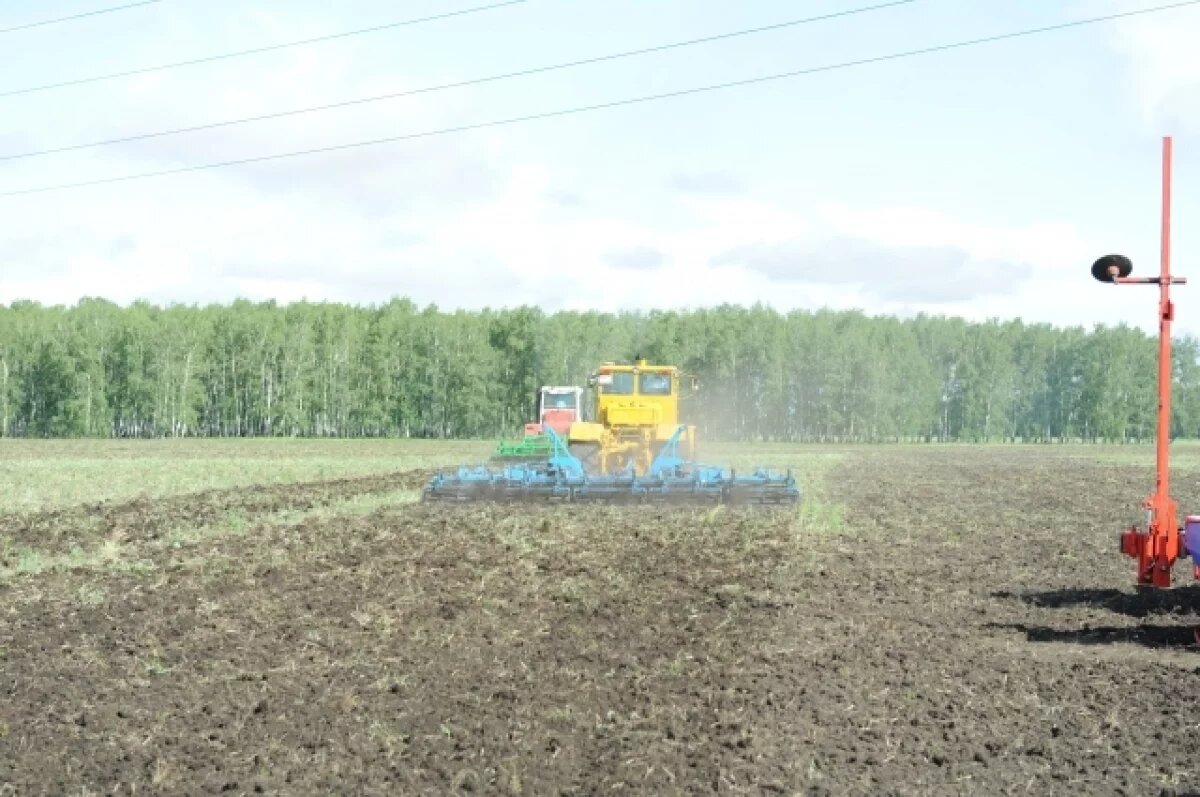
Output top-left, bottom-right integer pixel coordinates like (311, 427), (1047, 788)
(0, 0), (915, 162)
(0, 0), (525, 98)
(1, 1), (162, 34)
(3, 0), (1197, 199)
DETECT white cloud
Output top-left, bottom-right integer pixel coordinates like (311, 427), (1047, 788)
(1083, 0), (1200, 130)
(0, 150), (1104, 320)
(712, 237), (1030, 302)
(604, 246), (665, 270)
(667, 171), (745, 195)
(817, 202), (1088, 270)
(4, 0), (1193, 339)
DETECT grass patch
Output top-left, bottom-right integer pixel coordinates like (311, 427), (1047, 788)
(799, 496), (846, 534)
(1, 483), (419, 583)
(701, 443), (851, 536)
(162, 488), (420, 553)
(0, 438), (490, 513)
(1, 540), (154, 581)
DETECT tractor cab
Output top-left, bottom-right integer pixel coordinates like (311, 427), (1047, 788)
(566, 359), (700, 475)
(532, 386), (583, 435)
(588, 359), (683, 428)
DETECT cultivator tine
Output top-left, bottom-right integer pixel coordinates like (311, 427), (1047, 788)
(422, 426), (799, 505)
(421, 463), (800, 505)
(725, 469), (801, 505)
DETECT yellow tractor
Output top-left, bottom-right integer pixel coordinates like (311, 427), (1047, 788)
(566, 358), (697, 475)
(423, 356), (799, 504)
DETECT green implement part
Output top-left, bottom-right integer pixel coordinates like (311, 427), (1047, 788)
(492, 433), (552, 461)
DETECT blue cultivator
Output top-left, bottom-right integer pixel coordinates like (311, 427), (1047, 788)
(422, 426), (800, 505)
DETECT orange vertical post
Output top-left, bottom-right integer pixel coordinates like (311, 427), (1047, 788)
(1103, 137), (1190, 586)
(1113, 137), (1184, 586)
(1146, 136), (1179, 587)
(1158, 135), (1172, 506)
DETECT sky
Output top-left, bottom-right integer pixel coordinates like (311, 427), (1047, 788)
(2, 0), (1200, 335)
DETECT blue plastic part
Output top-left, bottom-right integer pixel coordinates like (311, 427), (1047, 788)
(422, 424), (801, 505)
(1185, 517), (1200, 560)
(646, 424), (689, 477)
(544, 426), (584, 479)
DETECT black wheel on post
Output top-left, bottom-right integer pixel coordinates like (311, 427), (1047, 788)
(1091, 254), (1133, 282)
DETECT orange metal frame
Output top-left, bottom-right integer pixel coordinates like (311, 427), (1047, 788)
(1101, 137), (1193, 587)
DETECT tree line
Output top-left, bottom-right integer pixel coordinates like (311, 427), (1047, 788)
(2, 297), (1198, 442)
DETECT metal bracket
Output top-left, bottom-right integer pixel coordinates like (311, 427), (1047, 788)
(544, 426), (584, 479)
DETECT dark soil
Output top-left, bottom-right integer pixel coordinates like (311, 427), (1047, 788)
(0, 468), (434, 559)
(2, 448), (1199, 795)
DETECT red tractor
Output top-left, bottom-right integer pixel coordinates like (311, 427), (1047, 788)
(526, 385), (583, 437)
(493, 386), (584, 461)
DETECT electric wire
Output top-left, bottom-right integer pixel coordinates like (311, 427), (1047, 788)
(1, 1), (162, 35)
(3, 0), (1196, 198)
(0, 0), (914, 162)
(0, 0), (525, 98)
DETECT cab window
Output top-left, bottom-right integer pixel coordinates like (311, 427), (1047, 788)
(600, 372), (634, 395)
(639, 373), (672, 395)
(545, 393), (577, 409)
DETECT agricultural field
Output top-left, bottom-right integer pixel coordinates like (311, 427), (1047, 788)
(2, 439), (1200, 795)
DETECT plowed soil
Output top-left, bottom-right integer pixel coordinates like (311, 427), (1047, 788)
(2, 447), (1200, 795)
(0, 468), (435, 559)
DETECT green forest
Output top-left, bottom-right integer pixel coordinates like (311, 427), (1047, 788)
(1, 297), (1198, 442)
